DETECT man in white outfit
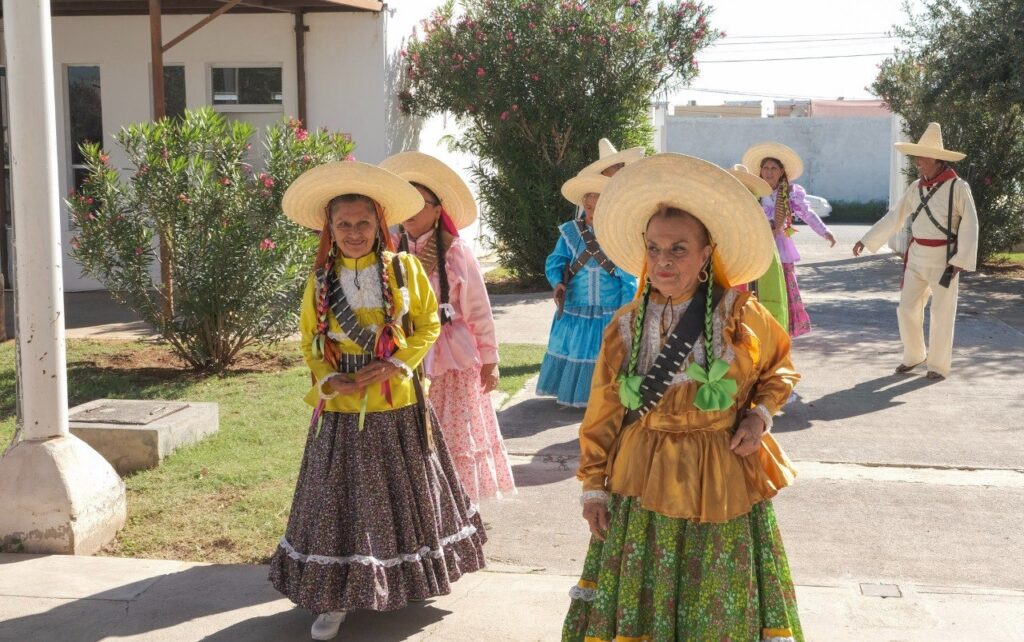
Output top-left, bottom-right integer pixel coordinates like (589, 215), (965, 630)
(853, 122), (978, 381)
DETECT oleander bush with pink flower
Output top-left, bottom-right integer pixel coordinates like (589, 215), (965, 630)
(69, 107), (355, 370)
(400, 0), (720, 281)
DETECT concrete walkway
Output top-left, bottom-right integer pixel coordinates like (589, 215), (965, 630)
(1, 225), (1023, 640)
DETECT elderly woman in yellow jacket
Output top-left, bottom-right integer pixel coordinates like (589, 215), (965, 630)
(563, 154), (803, 641)
(268, 161), (485, 641)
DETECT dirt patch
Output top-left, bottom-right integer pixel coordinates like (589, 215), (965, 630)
(980, 262), (1024, 280)
(93, 345), (303, 374)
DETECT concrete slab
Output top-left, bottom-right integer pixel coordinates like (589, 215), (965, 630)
(67, 399), (219, 475)
(0, 554), (187, 600)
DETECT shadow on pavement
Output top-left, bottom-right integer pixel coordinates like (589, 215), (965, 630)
(776, 373), (941, 433)
(497, 397), (584, 440)
(510, 440), (580, 488)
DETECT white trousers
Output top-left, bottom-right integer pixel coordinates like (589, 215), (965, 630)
(898, 261), (959, 376)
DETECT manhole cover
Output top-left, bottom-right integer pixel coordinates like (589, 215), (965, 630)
(70, 400), (189, 425)
(860, 583), (902, 598)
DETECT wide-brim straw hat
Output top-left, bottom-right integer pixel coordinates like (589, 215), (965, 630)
(561, 173), (610, 206)
(379, 151), (479, 230)
(579, 138), (646, 175)
(894, 122), (966, 162)
(282, 160), (424, 230)
(727, 163), (773, 197)
(742, 142), (804, 181)
(594, 153), (773, 286)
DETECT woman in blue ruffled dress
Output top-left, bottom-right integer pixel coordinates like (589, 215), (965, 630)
(536, 140), (641, 407)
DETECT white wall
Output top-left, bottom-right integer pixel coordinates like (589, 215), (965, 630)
(2, 11), (392, 290)
(664, 115), (894, 203)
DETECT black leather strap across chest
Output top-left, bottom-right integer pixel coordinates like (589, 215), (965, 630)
(633, 287), (724, 417)
(568, 219), (618, 279)
(321, 267), (378, 354)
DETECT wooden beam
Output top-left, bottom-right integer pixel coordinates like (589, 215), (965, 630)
(319, 0), (382, 10)
(149, 0), (174, 322)
(295, 10), (308, 124)
(162, 0), (242, 52)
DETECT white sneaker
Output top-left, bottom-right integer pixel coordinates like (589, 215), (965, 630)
(311, 611), (346, 640)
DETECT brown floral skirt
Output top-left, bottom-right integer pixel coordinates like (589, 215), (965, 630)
(268, 405), (487, 613)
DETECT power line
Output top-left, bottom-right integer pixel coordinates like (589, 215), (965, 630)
(682, 87), (856, 100)
(698, 52), (894, 63)
(722, 31), (889, 39)
(714, 35), (897, 46)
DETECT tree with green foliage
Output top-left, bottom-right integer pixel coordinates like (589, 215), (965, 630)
(68, 107), (355, 371)
(872, 0), (1024, 262)
(400, 0), (719, 280)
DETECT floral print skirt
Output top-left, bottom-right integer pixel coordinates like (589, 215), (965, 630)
(430, 365), (516, 503)
(562, 494), (802, 642)
(782, 262), (811, 338)
(269, 405), (486, 614)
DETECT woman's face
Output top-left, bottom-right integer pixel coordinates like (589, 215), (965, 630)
(759, 159), (785, 189)
(402, 185), (442, 238)
(329, 199), (379, 259)
(645, 213), (713, 298)
(582, 193), (599, 225)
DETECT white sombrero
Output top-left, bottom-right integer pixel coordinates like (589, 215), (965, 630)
(579, 138), (646, 176)
(727, 164), (773, 198)
(894, 122), (965, 162)
(742, 142), (804, 181)
(561, 173), (610, 206)
(593, 153), (774, 286)
(379, 151), (479, 230)
(282, 160), (424, 230)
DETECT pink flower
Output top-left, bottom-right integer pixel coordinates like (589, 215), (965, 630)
(345, 154), (356, 161)
(512, 104), (519, 111)
(506, 31), (514, 41)
(99, 154), (110, 165)
(610, 23), (619, 33)
(302, 154), (312, 163)
(528, 22), (536, 29)
(500, 111), (510, 121)
(626, 24), (636, 33)
(134, 246), (144, 256)
(295, 128), (308, 141)
(86, 197), (95, 205)
(178, 193), (191, 204)
(259, 173), (275, 188)
(260, 238), (277, 251)
(567, 25), (575, 32)
(983, 176), (993, 185)
(70, 237), (81, 249)
(476, 67), (486, 77)
(220, 177), (231, 186)
(598, 36), (608, 45)
(400, 49), (407, 58)
(531, 73), (540, 81)
(85, 212), (96, 221)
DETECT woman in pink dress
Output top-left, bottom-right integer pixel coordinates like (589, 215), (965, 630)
(742, 142), (836, 337)
(381, 151), (516, 503)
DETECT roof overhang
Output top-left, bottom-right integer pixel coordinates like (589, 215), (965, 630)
(7, 0), (383, 17)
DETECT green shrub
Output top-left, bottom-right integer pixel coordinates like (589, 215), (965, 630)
(827, 200), (889, 224)
(68, 107), (355, 371)
(400, 0), (720, 280)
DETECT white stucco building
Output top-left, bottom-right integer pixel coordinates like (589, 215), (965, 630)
(0, 0), (471, 292)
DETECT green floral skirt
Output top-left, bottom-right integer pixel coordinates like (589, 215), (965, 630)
(562, 495), (802, 642)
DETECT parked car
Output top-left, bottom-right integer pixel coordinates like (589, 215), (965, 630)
(798, 194), (832, 221)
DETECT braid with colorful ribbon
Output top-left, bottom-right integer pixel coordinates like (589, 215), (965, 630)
(773, 176), (793, 235)
(685, 255), (739, 412)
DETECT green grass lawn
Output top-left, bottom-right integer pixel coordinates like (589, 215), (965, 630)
(0, 339), (545, 563)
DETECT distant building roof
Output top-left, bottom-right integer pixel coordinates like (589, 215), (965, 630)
(809, 99), (891, 118)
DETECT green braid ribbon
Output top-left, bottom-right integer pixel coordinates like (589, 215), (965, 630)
(617, 282), (650, 410)
(686, 358), (738, 411)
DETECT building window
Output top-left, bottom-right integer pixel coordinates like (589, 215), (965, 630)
(67, 65), (102, 194)
(211, 66), (282, 106)
(164, 65), (186, 119)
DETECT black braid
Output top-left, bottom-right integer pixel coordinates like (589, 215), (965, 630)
(436, 219), (452, 325)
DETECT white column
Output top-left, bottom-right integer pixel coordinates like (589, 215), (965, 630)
(0, 0), (126, 555)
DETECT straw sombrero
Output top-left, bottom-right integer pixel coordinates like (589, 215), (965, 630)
(579, 138), (646, 176)
(727, 163), (773, 197)
(379, 151), (479, 230)
(742, 142), (804, 181)
(282, 161), (424, 230)
(593, 153), (773, 286)
(894, 122), (965, 162)
(561, 173), (609, 206)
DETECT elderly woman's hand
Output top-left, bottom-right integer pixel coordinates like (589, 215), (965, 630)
(730, 414), (766, 457)
(582, 501), (610, 542)
(353, 360), (402, 387)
